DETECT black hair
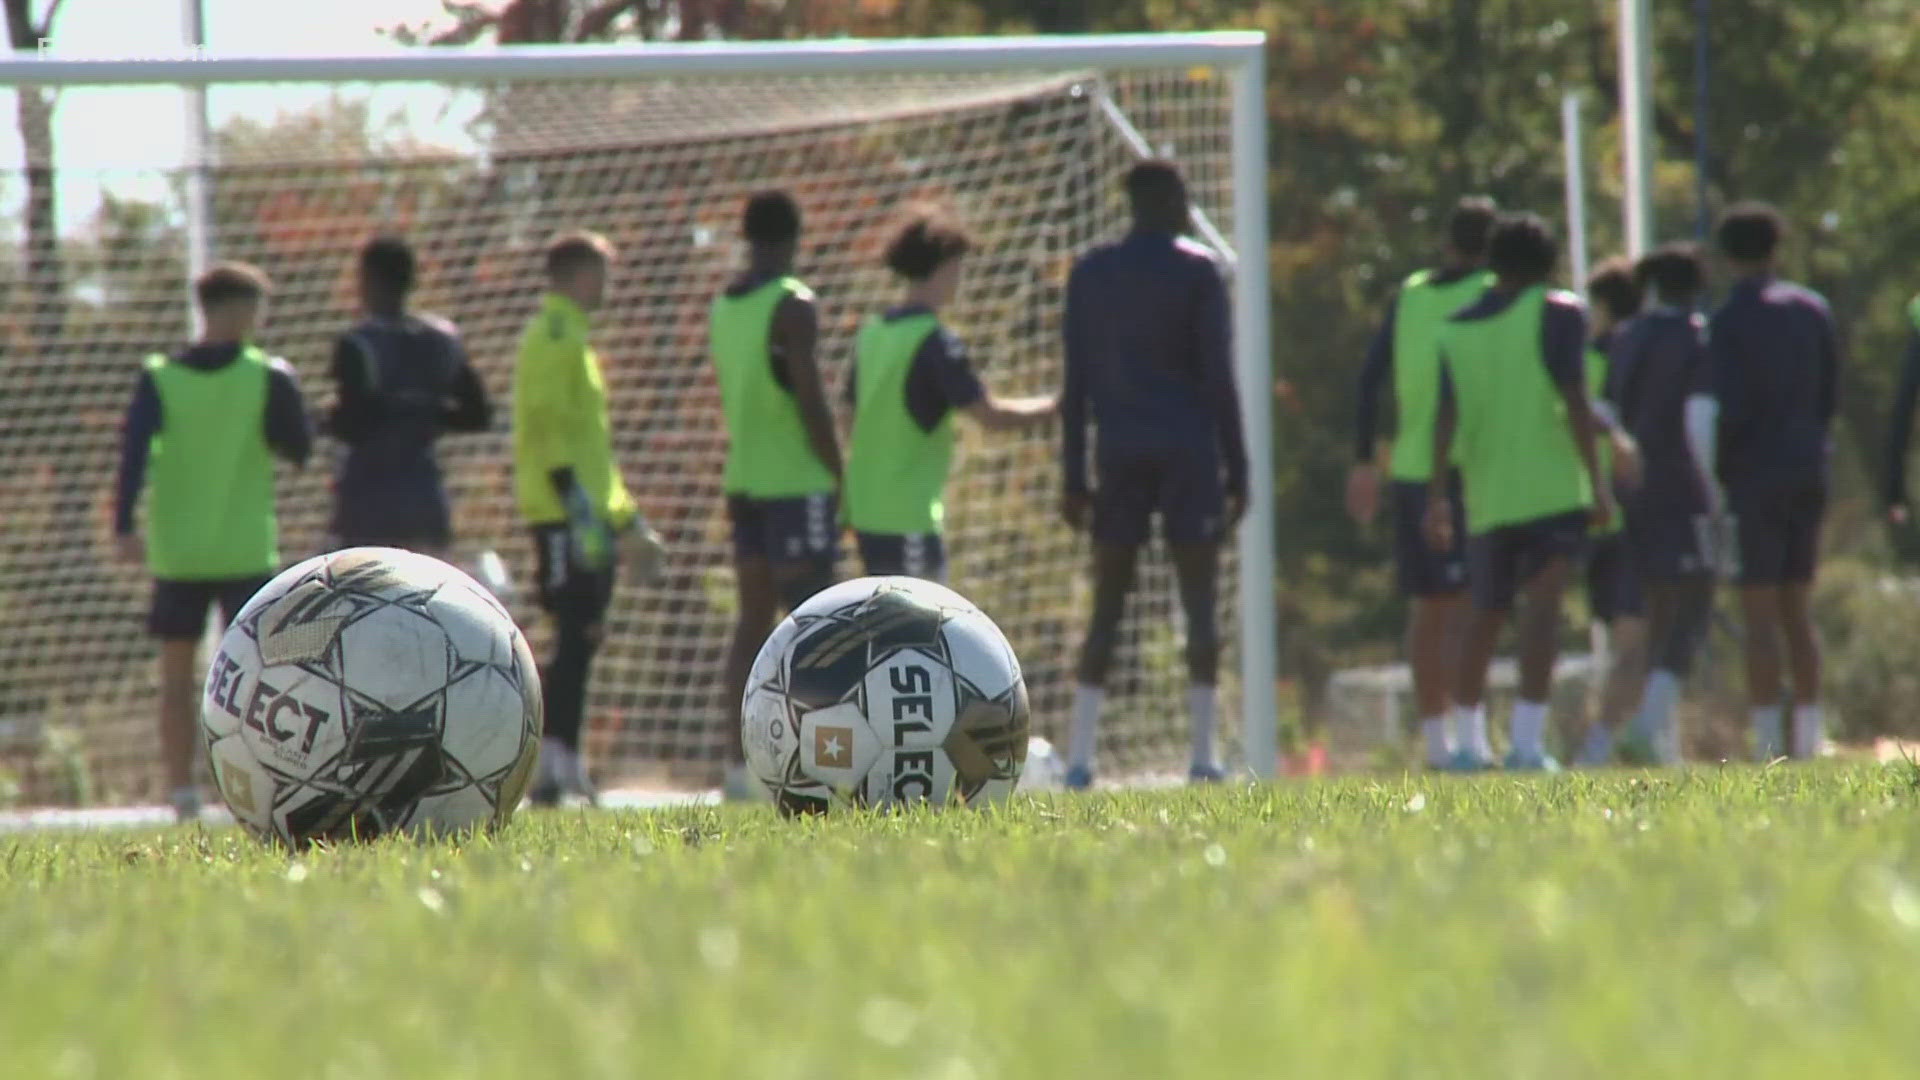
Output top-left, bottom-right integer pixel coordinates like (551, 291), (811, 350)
(1586, 255), (1643, 322)
(1635, 242), (1706, 302)
(1716, 201), (1783, 263)
(743, 190), (802, 244)
(1447, 196), (1498, 259)
(1124, 159), (1188, 230)
(359, 234), (416, 296)
(1486, 212), (1558, 280)
(883, 210), (972, 281)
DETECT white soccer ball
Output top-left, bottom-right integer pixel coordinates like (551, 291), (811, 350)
(201, 547), (541, 845)
(741, 576), (1029, 813)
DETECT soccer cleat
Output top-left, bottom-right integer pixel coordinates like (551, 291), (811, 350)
(526, 738), (572, 808)
(1188, 763), (1226, 784)
(558, 755), (600, 809)
(1062, 764), (1095, 791)
(1573, 727), (1615, 768)
(1443, 749), (1497, 772)
(1503, 750), (1563, 773)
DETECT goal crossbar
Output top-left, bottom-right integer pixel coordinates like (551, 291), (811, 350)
(1, 33), (1267, 85)
(4, 31), (1277, 782)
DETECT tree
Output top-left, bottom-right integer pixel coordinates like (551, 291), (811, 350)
(5, 0), (65, 353)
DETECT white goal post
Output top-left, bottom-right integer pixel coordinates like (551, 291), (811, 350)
(0, 32), (1274, 800)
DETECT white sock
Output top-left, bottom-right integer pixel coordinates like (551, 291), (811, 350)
(1751, 705), (1785, 760)
(1068, 685), (1103, 773)
(1510, 699), (1549, 759)
(1454, 703), (1492, 760)
(1420, 715), (1453, 767)
(1631, 669), (1681, 746)
(1791, 703), (1823, 759)
(1187, 684), (1218, 772)
(540, 736), (572, 782)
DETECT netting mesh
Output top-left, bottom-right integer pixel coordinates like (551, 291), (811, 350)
(0, 66), (1241, 804)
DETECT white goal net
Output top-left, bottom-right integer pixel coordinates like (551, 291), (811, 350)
(0, 38), (1271, 805)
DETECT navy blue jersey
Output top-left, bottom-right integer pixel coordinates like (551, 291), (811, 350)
(842, 306), (986, 433)
(1706, 276), (1839, 490)
(1060, 230), (1247, 499)
(114, 343), (311, 536)
(1607, 306), (1712, 513)
(327, 312), (491, 545)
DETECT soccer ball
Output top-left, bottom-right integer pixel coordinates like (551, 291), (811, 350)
(741, 576), (1030, 813)
(201, 547), (541, 845)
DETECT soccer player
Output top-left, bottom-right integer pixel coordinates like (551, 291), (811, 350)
(1881, 291), (1920, 526)
(513, 230), (664, 806)
(1059, 160), (1248, 789)
(713, 192), (843, 801)
(844, 210), (1055, 582)
(326, 234), (492, 555)
(1425, 212), (1612, 772)
(113, 262), (313, 819)
(1573, 257), (1650, 766)
(1699, 203), (1840, 760)
(1349, 196), (1497, 769)
(1608, 243), (1717, 765)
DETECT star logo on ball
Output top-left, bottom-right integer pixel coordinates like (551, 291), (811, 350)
(814, 725), (853, 768)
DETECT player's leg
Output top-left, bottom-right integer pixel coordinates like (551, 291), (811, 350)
(1732, 490), (1791, 760)
(1448, 530), (1514, 770)
(1066, 456), (1154, 789)
(529, 525), (610, 805)
(1502, 512), (1586, 770)
(1629, 573), (1711, 764)
(1779, 484), (1827, 758)
(148, 581), (211, 819)
(1169, 541), (1223, 781)
(1394, 477), (1469, 768)
(1779, 582), (1822, 758)
(720, 496), (780, 800)
(1578, 537), (1648, 766)
(1164, 451), (1230, 781)
(1067, 542), (1138, 789)
(766, 493), (840, 611)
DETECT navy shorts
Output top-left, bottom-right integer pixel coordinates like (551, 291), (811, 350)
(1467, 509), (1589, 613)
(1585, 531), (1644, 623)
(1625, 505), (1715, 580)
(532, 525), (616, 627)
(1393, 475), (1468, 597)
(727, 492), (839, 566)
(1730, 481), (1825, 586)
(148, 576), (272, 640)
(1092, 451), (1226, 547)
(856, 532), (947, 583)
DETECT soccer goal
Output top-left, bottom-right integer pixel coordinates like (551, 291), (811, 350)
(0, 33), (1273, 804)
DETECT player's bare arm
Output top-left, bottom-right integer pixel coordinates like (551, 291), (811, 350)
(1558, 378), (1614, 531)
(1423, 374), (1456, 552)
(965, 392), (1055, 431)
(773, 292), (842, 481)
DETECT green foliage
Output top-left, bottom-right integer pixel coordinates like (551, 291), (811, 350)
(9, 770), (1920, 1075)
(1812, 559), (1920, 743)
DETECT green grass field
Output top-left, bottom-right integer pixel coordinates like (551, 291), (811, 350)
(7, 766), (1920, 1078)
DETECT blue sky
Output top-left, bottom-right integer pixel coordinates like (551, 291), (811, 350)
(11, 0), (469, 231)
